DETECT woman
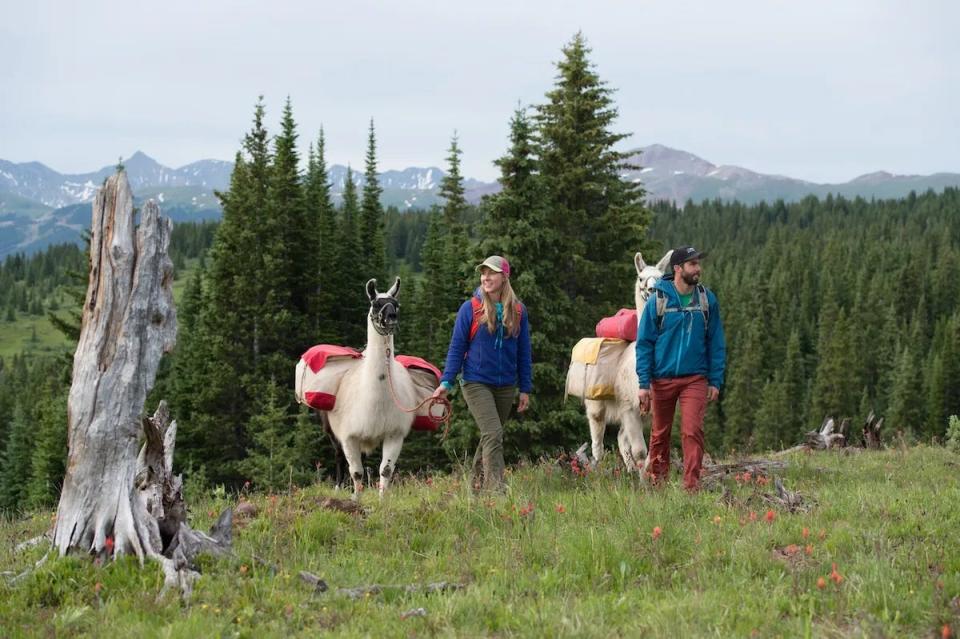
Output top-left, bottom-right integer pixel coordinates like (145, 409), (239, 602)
(432, 255), (532, 491)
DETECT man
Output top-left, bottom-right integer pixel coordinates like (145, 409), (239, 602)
(635, 246), (726, 491)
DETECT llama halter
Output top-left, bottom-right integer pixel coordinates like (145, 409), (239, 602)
(369, 297), (400, 336)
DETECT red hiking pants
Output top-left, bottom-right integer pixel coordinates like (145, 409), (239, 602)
(647, 375), (708, 491)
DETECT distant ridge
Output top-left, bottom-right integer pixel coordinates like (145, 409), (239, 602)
(2, 147), (958, 257)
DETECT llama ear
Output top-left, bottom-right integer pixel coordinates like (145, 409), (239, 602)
(386, 276), (401, 299)
(366, 279), (378, 301)
(655, 250), (673, 275)
(634, 252), (647, 275)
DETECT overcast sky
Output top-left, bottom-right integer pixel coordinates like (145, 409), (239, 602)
(1, 0), (956, 182)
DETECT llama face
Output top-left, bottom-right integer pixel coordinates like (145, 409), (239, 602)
(633, 251), (664, 310)
(637, 268), (662, 304)
(367, 277), (401, 336)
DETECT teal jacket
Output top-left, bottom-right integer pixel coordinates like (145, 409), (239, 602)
(635, 279), (726, 389)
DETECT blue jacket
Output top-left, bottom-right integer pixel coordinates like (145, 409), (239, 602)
(440, 288), (533, 392)
(635, 279), (726, 389)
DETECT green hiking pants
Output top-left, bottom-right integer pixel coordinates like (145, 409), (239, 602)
(461, 382), (516, 491)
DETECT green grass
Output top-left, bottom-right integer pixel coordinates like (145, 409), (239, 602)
(0, 314), (73, 360)
(0, 261), (196, 361)
(2, 446), (959, 637)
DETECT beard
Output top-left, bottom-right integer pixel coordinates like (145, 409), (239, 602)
(681, 272), (700, 286)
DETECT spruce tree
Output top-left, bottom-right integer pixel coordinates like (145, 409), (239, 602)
(534, 32), (650, 328)
(25, 391), (68, 508)
(360, 119), (387, 284)
(305, 128), (340, 343)
(171, 100), (273, 484)
(411, 210), (448, 363)
(0, 404), (34, 511)
(334, 167), (367, 346)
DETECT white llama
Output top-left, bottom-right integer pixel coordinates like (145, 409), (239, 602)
(582, 250), (673, 472)
(326, 277), (421, 499)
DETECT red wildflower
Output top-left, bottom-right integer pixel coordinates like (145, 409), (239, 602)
(942, 624), (952, 639)
(784, 544), (799, 556)
(652, 526), (662, 540)
(104, 536), (115, 553)
(805, 544), (814, 556)
(830, 563), (843, 585)
(555, 503), (566, 514)
(743, 471), (752, 482)
(816, 577), (826, 590)
(749, 511), (758, 522)
(802, 527), (810, 539)
(518, 502), (535, 517)
(765, 510), (776, 523)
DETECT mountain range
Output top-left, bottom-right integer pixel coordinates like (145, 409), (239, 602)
(2, 147), (958, 258)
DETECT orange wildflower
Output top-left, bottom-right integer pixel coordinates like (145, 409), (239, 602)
(942, 624), (952, 639)
(652, 526), (662, 540)
(765, 509), (776, 523)
(816, 577), (826, 590)
(829, 566), (843, 585)
(802, 527), (810, 539)
(784, 544), (799, 556)
(805, 544), (814, 556)
(749, 511), (758, 522)
(555, 503), (566, 514)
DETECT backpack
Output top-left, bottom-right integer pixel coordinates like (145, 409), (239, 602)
(655, 284), (710, 329)
(468, 297), (523, 341)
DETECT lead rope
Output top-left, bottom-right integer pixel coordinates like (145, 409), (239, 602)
(383, 340), (453, 439)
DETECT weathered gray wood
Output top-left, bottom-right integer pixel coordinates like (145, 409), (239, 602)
(862, 411), (884, 449)
(804, 416), (846, 450)
(51, 171), (182, 583)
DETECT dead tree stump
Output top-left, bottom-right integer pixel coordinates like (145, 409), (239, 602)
(862, 411), (884, 449)
(50, 171), (191, 585)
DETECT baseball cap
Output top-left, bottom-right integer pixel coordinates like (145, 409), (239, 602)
(476, 255), (511, 277)
(670, 246), (707, 269)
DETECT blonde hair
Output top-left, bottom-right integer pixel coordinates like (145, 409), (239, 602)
(479, 277), (521, 337)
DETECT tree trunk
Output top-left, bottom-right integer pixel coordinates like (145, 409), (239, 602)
(52, 171), (177, 565)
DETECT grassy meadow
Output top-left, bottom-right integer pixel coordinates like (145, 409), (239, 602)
(1, 445), (959, 638)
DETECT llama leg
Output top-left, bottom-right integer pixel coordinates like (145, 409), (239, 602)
(340, 438), (365, 501)
(618, 408), (649, 473)
(586, 401), (607, 466)
(379, 435), (404, 498)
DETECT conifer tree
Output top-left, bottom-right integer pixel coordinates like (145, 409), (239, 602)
(534, 32), (650, 328)
(439, 134), (470, 276)
(171, 100), (272, 484)
(0, 404), (33, 511)
(334, 167), (367, 346)
(360, 119), (387, 284)
(25, 391), (68, 508)
(411, 210), (448, 363)
(305, 128), (340, 343)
